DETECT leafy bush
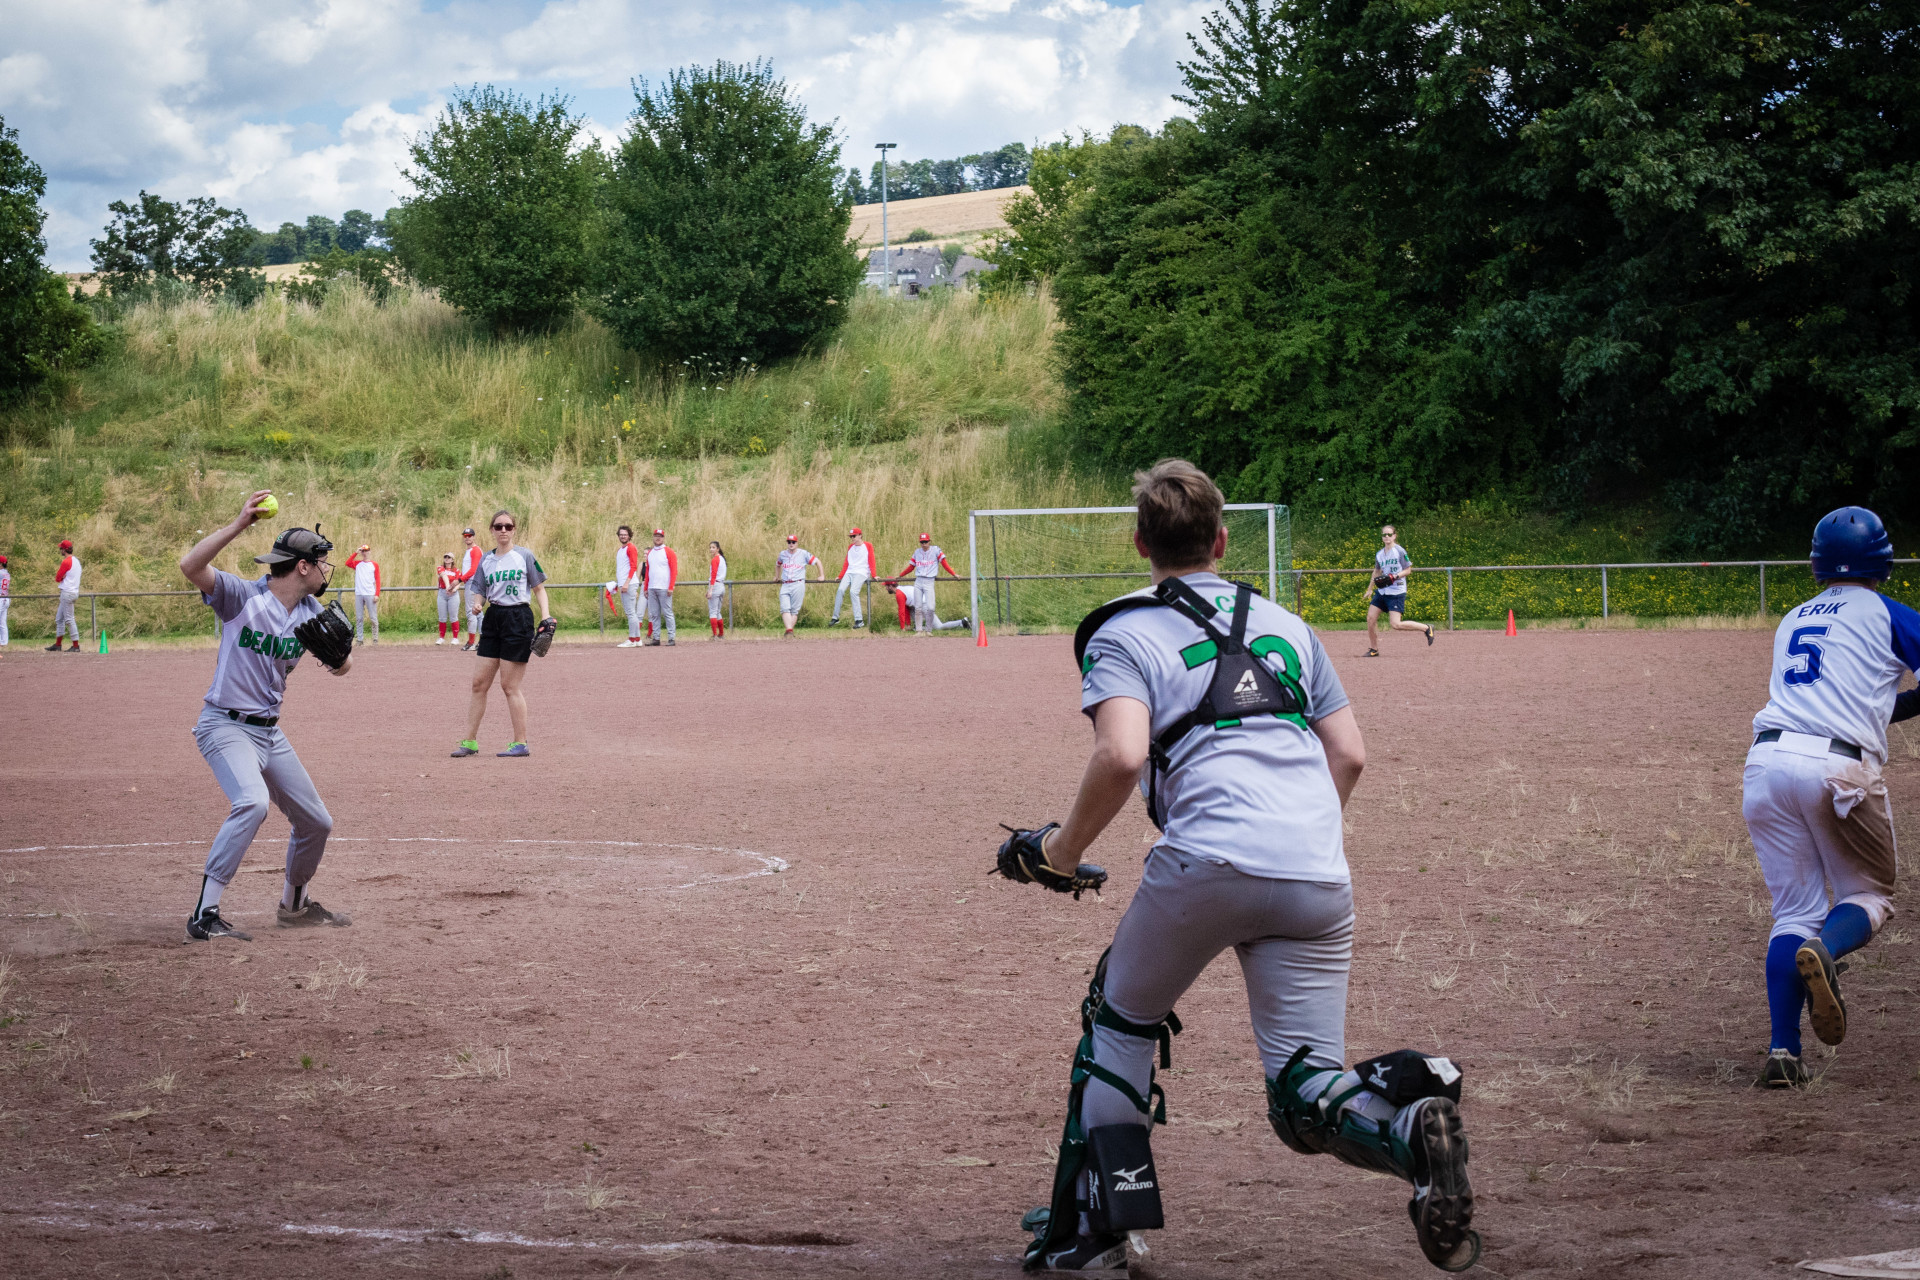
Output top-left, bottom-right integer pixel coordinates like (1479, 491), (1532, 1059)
(902, 228), (933, 243)
(594, 60), (863, 366)
(285, 248), (402, 306)
(393, 86), (601, 334)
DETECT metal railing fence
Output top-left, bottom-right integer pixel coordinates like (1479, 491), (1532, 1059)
(8, 558), (1916, 640)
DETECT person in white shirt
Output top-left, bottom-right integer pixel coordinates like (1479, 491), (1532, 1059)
(613, 525), (644, 647)
(707, 541), (729, 639)
(50, 538), (82, 651)
(776, 535), (822, 636)
(345, 545), (382, 643)
(643, 528), (679, 646)
(0, 554), (10, 647)
(832, 527), (877, 627)
(456, 527), (484, 651)
(1359, 526), (1433, 657)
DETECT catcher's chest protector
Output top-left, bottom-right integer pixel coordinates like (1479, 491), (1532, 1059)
(1075, 578), (1305, 829)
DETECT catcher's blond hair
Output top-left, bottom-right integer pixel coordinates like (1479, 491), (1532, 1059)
(1133, 459), (1223, 569)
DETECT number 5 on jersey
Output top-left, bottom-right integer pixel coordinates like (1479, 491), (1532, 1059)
(1784, 625), (1828, 686)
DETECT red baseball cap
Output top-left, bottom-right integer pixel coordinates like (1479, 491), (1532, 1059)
(653, 527), (664, 536)
(848, 527), (862, 537)
(918, 533), (931, 542)
(0, 555), (8, 566)
(785, 533), (798, 542)
(59, 539), (72, 551)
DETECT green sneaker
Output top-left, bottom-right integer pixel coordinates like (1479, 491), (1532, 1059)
(451, 740), (480, 757)
(496, 742), (531, 758)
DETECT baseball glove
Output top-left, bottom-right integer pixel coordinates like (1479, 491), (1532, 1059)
(1372, 572), (1395, 588)
(995, 823), (1107, 899)
(294, 599), (354, 670)
(531, 616), (557, 658)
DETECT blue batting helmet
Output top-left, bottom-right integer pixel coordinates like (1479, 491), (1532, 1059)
(1810, 506), (1893, 582)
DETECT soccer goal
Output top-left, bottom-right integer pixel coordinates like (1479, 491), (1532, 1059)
(968, 504), (1291, 633)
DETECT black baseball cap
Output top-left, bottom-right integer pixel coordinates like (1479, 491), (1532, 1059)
(255, 527), (332, 565)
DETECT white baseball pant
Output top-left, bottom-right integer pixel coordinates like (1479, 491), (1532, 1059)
(1743, 735), (1898, 938)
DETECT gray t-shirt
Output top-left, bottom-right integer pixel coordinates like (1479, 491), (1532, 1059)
(472, 547), (546, 606)
(201, 571), (323, 717)
(1079, 572), (1352, 882)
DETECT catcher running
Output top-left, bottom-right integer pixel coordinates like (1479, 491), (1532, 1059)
(995, 459), (1479, 1273)
(177, 490), (357, 942)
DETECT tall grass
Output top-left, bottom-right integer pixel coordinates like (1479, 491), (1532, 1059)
(1, 283), (1097, 635)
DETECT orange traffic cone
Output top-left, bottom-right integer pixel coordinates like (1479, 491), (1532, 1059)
(976, 622), (989, 648)
(1505, 609), (1517, 637)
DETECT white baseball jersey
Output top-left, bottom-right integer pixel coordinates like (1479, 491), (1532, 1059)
(56, 554), (81, 598)
(471, 547), (546, 606)
(352, 560), (378, 594)
(910, 545), (950, 579)
(1752, 585), (1920, 766)
(1373, 545), (1410, 596)
(200, 571), (324, 717)
(646, 545), (673, 586)
(459, 545), (483, 587)
(0, 567), (9, 597)
(1080, 573), (1352, 882)
(709, 553), (728, 586)
(614, 542), (641, 588)
(842, 543), (873, 578)
(777, 548), (818, 582)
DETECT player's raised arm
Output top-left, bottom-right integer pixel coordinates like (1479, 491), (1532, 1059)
(180, 490), (274, 595)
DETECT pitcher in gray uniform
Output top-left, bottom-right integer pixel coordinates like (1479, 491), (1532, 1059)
(1007, 460), (1479, 1273)
(177, 490), (355, 942)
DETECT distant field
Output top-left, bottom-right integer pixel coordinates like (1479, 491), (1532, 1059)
(849, 187), (1026, 248)
(64, 263), (307, 295)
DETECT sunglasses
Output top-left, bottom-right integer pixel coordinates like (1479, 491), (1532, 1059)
(493, 522), (515, 531)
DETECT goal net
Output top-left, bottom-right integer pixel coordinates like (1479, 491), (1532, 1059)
(968, 504), (1291, 633)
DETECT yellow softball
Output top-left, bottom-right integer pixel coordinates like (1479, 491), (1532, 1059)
(257, 493), (279, 518)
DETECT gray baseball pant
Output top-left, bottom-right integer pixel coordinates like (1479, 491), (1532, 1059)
(436, 590), (460, 623)
(707, 586), (726, 620)
(465, 588), (483, 640)
(54, 596), (80, 640)
(354, 593), (378, 640)
(646, 587), (675, 641)
(1081, 847), (1354, 1140)
(832, 574), (868, 623)
(913, 579), (935, 632)
(0, 598), (9, 644)
(192, 706), (334, 891)
(620, 585), (643, 638)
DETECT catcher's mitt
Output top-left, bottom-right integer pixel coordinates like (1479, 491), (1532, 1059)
(995, 823), (1107, 899)
(531, 616), (557, 658)
(294, 599), (354, 670)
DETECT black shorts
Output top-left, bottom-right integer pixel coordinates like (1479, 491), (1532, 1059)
(477, 603), (535, 663)
(1370, 591), (1407, 614)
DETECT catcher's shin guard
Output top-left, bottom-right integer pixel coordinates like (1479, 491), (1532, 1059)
(1025, 949), (1181, 1271)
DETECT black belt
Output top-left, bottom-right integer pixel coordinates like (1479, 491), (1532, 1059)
(223, 708), (279, 728)
(1754, 729), (1861, 760)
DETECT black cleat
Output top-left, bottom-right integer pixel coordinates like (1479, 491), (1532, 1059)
(278, 898), (352, 928)
(185, 907), (252, 943)
(1796, 937), (1847, 1045)
(1757, 1048), (1809, 1089)
(1408, 1097), (1480, 1271)
(45, 640), (62, 652)
(1035, 1232), (1128, 1273)
(1426, 624), (1436, 646)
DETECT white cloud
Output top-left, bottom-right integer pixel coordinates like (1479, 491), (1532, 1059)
(3, 0), (1209, 268)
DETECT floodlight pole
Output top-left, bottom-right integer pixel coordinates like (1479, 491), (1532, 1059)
(876, 142), (897, 296)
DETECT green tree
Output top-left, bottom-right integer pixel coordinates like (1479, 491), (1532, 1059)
(90, 190), (265, 299)
(337, 209), (374, 252)
(394, 86), (601, 333)
(1, 117), (101, 396)
(595, 60), (862, 365)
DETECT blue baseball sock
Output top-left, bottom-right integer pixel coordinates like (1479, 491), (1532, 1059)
(1817, 902), (1873, 960)
(1766, 934), (1808, 1055)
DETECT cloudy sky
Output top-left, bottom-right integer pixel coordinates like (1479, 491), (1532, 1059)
(2, 0), (1210, 270)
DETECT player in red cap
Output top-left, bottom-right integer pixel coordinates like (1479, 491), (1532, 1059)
(706, 541), (729, 638)
(641, 527), (679, 645)
(776, 534), (822, 635)
(831, 526), (877, 627)
(50, 538), (82, 651)
(892, 533), (968, 634)
(0, 553), (10, 648)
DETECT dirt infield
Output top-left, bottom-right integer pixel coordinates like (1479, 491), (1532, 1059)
(2, 629), (1916, 1279)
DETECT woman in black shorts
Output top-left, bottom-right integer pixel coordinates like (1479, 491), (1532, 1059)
(452, 509), (554, 758)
